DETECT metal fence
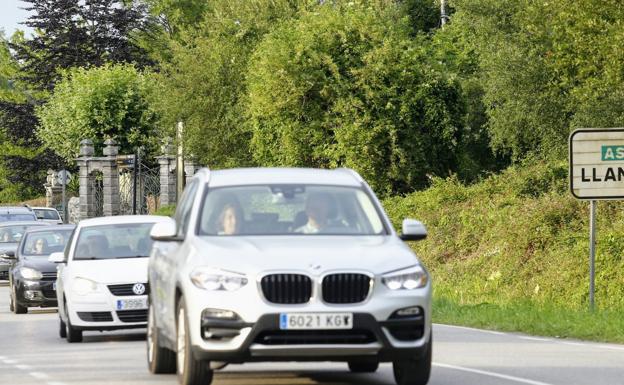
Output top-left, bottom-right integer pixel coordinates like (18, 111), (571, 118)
(91, 171), (104, 217)
(119, 161), (161, 215)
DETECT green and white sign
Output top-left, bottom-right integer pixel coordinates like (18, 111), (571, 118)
(569, 128), (624, 200)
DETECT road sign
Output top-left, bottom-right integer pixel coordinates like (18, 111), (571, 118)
(57, 170), (72, 186)
(570, 128), (624, 199)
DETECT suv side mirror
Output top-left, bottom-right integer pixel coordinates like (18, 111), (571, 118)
(48, 252), (66, 264)
(151, 218), (180, 241)
(400, 219), (427, 241)
(2, 250), (16, 260)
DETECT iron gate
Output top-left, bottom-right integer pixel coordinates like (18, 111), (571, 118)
(119, 161), (161, 215)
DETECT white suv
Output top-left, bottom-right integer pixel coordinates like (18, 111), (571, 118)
(147, 168), (432, 385)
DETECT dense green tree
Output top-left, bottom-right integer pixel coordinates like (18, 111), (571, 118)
(248, 3), (464, 194)
(36, 64), (159, 161)
(13, 0), (152, 91)
(153, 0), (310, 168)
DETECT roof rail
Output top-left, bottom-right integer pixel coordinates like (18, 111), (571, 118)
(335, 168), (364, 183)
(196, 167), (211, 183)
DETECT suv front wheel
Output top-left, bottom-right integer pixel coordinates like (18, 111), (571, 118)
(176, 298), (213, 385)
(393, 335), (432, 385)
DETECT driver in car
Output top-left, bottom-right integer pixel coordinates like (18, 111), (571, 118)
(295, 193), (332, 234)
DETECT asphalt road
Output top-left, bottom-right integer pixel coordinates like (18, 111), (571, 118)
(1, 282), (623, 385)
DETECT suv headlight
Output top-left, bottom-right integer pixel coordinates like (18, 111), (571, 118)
(72, 277), (98, 296)
(190, 267), (248, 291)
(382, 265), (428, 290)
(20, 267), (43, 280)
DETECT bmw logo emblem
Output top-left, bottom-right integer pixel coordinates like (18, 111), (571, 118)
(132, 283), (146, 295)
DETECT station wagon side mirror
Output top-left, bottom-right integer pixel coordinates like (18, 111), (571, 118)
(2, 250), (16, 260)
(399, 219), (427, 241)
(150, 218), (180, 242)
(48, 252), (66, 264)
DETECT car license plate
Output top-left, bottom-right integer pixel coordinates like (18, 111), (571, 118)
(52, 281), (56, 290)
(279, 313), (353, 330)
(116, 297), (148, 310)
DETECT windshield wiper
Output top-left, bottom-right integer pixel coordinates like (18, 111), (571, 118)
(115, 255), (150, 259)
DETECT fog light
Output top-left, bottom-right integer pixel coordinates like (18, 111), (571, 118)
(202, 308), (239, 320)
(394, 306), (423, 317)
(24, 290), (41, 300)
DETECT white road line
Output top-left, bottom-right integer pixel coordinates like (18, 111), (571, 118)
(2, 359), (17, 364)
(47, 382), (68, 385)
(518, 336), (552, 342)
(436, 323), (624, 352)
(15, 364), (32, 370)
(436, 323), (505, 335)
(29, 372), (50, 380)
(434, 362), (555, 385)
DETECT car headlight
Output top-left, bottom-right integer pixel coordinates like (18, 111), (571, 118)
(20, 267), (43, 280)
(72, 277), (98, 296)
(190, 267), (248, 291)
(382, 265), (428, 290)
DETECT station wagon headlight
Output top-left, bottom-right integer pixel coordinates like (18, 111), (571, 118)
(190, 267), (248, 291)
(382, 265), (428, 290)
(72, 277), (98, 295)
(20, 267), (42, 280)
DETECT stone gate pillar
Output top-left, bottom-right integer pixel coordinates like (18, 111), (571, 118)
(102, 139), (120, 216)
(77, 139), (97, 220)
(157, 140), (176, 206)
(184, 156), (201, 186)
(44, 169), (62, 208)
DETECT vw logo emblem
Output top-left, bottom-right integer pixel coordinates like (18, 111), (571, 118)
(309, 263), (322, 271)
(132, 283), (146, 295)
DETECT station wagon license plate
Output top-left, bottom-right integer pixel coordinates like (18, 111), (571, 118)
(116, 297), (148, 310)
(279, 313), (353, 330)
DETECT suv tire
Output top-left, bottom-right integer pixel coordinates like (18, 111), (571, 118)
(393, 335), (432, 385)
(348, 361), (379, 373)
(148, 303), (176, 374)
(176, 298), (213, 385)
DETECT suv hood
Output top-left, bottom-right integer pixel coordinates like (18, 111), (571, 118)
(69, 258), (149, 284)
(191, 236), (420, 275)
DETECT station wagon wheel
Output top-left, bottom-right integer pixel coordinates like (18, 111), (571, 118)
(11, 284), (27, 314)
(176, 297), (213, 385)
(147, 302), (176, 374)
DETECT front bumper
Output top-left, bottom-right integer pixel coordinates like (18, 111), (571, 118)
(0, 263), (10, 280)
(16, 279), (58, 307)
(192, 312), (427, 363)
(67, 290), (148, 330)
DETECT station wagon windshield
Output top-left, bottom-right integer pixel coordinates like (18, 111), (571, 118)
(198, 185), (387, 236)
(73, 223), (155, 260)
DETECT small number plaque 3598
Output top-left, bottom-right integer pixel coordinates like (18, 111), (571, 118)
(280, 313), (353, 330)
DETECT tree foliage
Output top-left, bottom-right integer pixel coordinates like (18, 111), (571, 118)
(36, 64), (158, 161)
(12, 0), (152, 91)
(248, 3), (464, 194)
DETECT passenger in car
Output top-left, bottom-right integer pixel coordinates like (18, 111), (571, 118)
(217, 202), (243, 235)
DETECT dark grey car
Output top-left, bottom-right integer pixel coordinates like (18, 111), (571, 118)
(0, 221), (49, 280)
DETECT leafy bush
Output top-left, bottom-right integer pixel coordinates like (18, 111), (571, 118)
(36, 64), (159, 161)
(248, 2), (464, 195)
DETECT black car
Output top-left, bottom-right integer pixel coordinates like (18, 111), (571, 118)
(0, 221), (48, 280)
(8, 225), (75, 314)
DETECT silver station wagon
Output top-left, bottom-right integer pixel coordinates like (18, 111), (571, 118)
(147, 168), (432, 385)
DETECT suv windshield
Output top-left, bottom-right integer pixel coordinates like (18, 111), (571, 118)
(198, 185), (386, 236)
(21, 229), (73, 257)
(73, 223), (155, 260)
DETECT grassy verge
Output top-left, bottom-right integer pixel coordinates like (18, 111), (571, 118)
(433, 297), (624, 343)
(383, 158), (624, 343)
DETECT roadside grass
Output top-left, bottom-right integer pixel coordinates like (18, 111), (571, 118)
(383, 158), (624, 343)
(433, 297), (624, 343)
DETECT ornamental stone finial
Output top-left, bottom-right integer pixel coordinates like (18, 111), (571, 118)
(79, 139), (94, 157)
